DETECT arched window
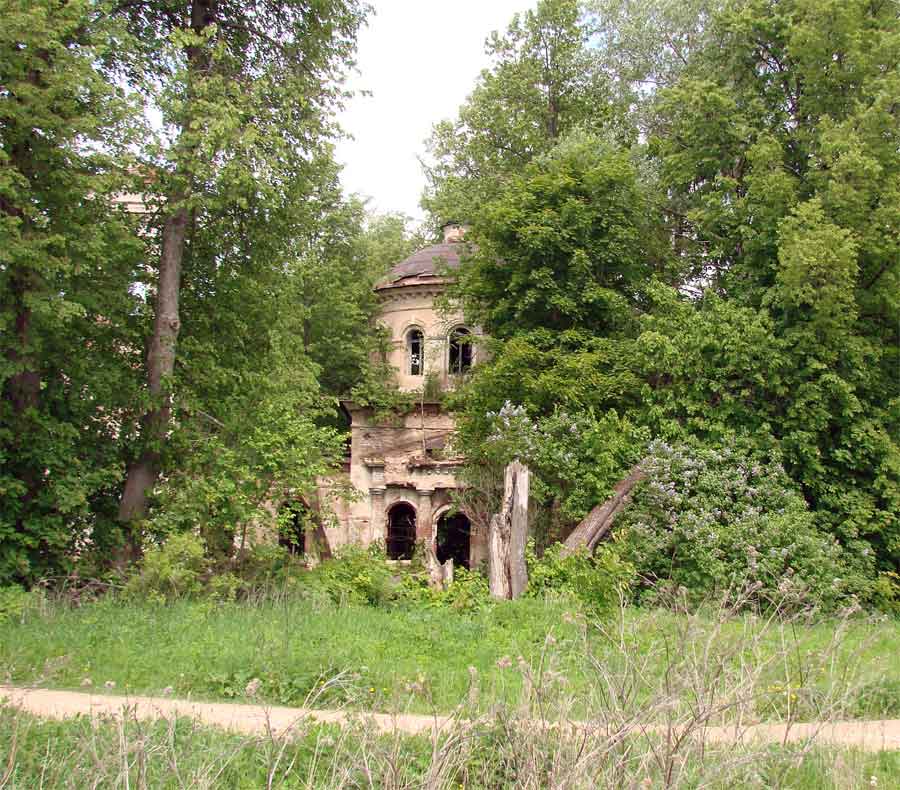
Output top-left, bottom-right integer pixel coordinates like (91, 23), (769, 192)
(386, 502), (416, 560)
(407, 328), (424, 376)
(448, 327), (472, 375)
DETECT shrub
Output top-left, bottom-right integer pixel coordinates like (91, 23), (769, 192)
(399, 565), (492, 612)
(309, 545), (396, 606)
(124, 532), (208, 601)
(526, 542), (634, 615)
(232, 543), (300, 587)
(616, 439), (858, 609)
(0, 584), (33, 623)
(207, 572), (244, 602)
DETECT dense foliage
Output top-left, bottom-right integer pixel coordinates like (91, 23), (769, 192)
(1, 0), (897, 610)
(1, 0), (146, 582)
(0, 0), (419, 585)
(438, 0), (898, 607)
(120, 533), (632, 617)
(617, 439), (860, 609)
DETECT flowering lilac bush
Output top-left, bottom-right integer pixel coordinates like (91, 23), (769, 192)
(480, 401), (648, 522)
(616, 439), (860, 609)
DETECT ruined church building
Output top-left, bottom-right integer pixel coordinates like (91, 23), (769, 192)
(314, 223), (484, 568)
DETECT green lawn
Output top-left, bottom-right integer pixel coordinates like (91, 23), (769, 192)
(2, 593), (899, 722)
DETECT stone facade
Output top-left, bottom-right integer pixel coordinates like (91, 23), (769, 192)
(318, 223), (485, 567)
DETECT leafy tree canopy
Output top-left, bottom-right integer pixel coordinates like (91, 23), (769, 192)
(422, 0), (625, 226)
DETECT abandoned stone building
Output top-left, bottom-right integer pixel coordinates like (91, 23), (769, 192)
(304, 222), (485, 568)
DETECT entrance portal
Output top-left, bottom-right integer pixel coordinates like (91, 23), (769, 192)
(386, 502), (416, 560)
(436, 511), (471, 569)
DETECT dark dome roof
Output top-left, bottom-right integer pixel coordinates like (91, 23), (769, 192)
(374, 242), (466, 291)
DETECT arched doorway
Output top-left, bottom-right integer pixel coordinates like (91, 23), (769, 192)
(436, 511), (471, 569)
(386, 502), (416, 560)
(278, 502), (307, 556)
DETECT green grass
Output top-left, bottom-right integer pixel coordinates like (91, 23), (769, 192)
(1, 593), (899, 720)
(1, 704), (898, 789)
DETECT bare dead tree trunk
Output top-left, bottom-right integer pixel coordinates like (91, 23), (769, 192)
(425, 543), (453, 590)
(488, 461), (530, 599)
(117, 0), (216, 555)
(560, 465), (646, 556)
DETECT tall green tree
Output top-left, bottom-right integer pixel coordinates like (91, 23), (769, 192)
(445, 134), (668, 533)
(112, 0), (368, 553)
(0, 0), (145, 583)
(450, 133), (669, 341)
(423, 0), (622, 225)
(646, 0), (899, 570)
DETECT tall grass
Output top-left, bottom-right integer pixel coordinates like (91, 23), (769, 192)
(3, 587), (900, 786)
(1, 586), (898, 721)
(1, 696), (898, 788)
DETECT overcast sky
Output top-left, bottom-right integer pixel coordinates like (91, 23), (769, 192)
(334, 0), (533, 224)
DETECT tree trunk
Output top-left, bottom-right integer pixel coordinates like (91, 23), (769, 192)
(117, 0), (216, 547)
(117, 205), (188, 530)
(488, 461), (530, 599)
(5, 270), (40, 417)
(425, 543), (453, 590)
(304, 491), (333, 561)
(2, 136), (43, 558)
(560, 465), (645, 556)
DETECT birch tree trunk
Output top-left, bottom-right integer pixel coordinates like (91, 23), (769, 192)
(488, 461), (530, 599)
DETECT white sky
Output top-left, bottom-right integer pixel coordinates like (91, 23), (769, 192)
(335, 0), (534, 224)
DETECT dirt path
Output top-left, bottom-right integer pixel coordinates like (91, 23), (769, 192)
(3, 685), (899, 752)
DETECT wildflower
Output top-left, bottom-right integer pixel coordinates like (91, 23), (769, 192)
(80, 678), (92, 688)
(104, 680), (116, 689)
(496, 655), (513, 669)
(162, 686), (174, 696)
(244, 678), (261, 697)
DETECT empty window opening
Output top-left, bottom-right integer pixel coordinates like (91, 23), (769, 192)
(448, 327), (472, 374)
(278, 502), (307, 555)
(387, 502), (417, 560)
(407, 328), (424, 376)
(436, 511), (471, 569)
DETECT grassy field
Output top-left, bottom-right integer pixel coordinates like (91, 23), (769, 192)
(1, 704), (898, 789)
(1, 592), (899, 721)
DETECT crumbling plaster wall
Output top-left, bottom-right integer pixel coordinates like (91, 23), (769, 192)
(341, 403), (460, 546)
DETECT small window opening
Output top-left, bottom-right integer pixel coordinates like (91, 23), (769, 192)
(387, 502), (416, 560)
(407, 328), (424, 376)
(278, 502), (307, 555)
(449, 327), (472, 374)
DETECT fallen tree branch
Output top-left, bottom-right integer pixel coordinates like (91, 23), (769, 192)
(560, 465), (646, 557)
